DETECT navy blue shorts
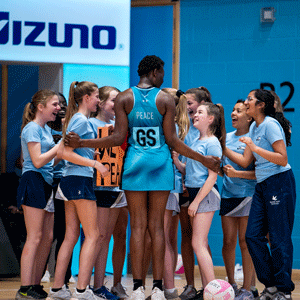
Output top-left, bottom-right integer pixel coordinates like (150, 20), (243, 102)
(56, 176), (96, 201)
(220, 196), (252, 217)
(179, 192), (191, 207)
(95, 191), (123, 208)
(16, 171), (52, 209)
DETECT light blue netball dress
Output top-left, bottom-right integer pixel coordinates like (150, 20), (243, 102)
(121, 86), (174, 191)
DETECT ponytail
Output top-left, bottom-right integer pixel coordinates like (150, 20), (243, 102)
(162, 88), (190, 141)
(21, 103), (35, 131)
(63, 81), (98, 138)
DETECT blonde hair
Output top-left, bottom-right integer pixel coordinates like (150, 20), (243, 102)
(21, 90), (57, 131)
(91, 86), (120, 118)
(162, 88), (190, 140)
(63, 81), (98, 137)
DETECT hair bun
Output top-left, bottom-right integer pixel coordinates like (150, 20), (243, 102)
(176, 89), (184, 98)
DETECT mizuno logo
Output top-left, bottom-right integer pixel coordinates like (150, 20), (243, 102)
(0, 11), (116, 49)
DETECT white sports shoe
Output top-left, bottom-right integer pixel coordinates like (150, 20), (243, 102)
(47, 285), (73, 300)
(41, 270), (51, 283)
(72, 286), (103, 300)
(111, 283), (129, 299)
(151, 288), (166, 300)
(129, 287), (145, 300)
(69, 276), (77, 284)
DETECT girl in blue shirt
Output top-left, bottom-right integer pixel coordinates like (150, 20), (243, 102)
(224, 89), (295, 300)
(221, 100), (257, 299)
(48, 81), (109, 300)
(89, 86), (127, 300)
(16, 90), (61, 299)
(178, 87), (213, 299)
(183, 103), (225, 291)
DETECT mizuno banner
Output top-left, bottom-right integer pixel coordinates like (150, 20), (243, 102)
(0, 0), (130, 65)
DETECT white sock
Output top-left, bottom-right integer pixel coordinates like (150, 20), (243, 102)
(165, 288), (176, 293)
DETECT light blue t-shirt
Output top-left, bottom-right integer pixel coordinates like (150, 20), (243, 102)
(21, 121), (55, 185)
(46, 126), (66, 179)
(88, 117), (121, 192)
(249, 116), (291, 183)
(185, 136), (222, 188)
(181, 119), (200, 165)
(184, 118), (199, 147)
(221, 131), (256, 198)
(62, 113), (95, 178)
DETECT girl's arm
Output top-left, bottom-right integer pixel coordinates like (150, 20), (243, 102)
(223, 145), (254, 169)
(223, 164), (256, 180)
(188, 169), (218, 217)
(28, 142), (60, 169)
(172, 151), (186, 175)
(57, 143), (109, 177)
(239, 137), (288, 167)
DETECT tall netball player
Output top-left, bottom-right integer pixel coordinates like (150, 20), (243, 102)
(64, 56), (220, 300)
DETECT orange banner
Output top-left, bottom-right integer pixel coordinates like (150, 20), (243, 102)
(96, 126), (126, 187)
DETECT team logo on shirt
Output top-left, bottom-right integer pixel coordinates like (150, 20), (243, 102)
(270, 195), (280, 205)
(237, 145), (246, 151)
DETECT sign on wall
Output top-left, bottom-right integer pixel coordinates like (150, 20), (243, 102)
(0, 0), (130, 66)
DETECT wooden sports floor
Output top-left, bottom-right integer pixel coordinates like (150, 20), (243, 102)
(1, 268), (300, 300)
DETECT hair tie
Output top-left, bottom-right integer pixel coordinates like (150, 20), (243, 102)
(176, 89), (184, 98)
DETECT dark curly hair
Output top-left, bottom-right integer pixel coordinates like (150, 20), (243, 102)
(137, 55), (165, 77)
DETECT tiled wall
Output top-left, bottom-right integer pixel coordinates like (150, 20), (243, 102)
(180, 0), (300, 268)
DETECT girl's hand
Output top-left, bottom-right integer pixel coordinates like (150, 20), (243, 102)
(94, 161), (110, 177)
(223, 164), (237, 177)
(188, 201), (199, 217)
(171, 150), (179, 160)
(94, 151), (100, 159)
(105, 124), (114, 135)
(239, 137), (256, 151)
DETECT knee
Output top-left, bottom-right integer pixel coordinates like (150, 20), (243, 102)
(238, 233), (247, 246)
(64, 230), (81, 248)
(223, 237), (237, 251)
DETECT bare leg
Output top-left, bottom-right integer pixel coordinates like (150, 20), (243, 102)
(147, 191), (170, 280)
(75, 199), (100, 290)
(238, 217), (254, 291)
(179, 207), (195, 287)
(112, 207), (128, 286)
(163, 209), (179, 289)
(221, 216), (238, 285)
(52, 201), (81, 289)
(20, 206), (47, 286)
(125, 191), (148, 280)
(191, 212), (215, 288)
(34, 211), (54, 284)
(142, 230), (152, 286)
(94, 207), (120, 289)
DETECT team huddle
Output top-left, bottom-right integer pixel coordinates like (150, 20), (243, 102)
(15, 55), (296, 300)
